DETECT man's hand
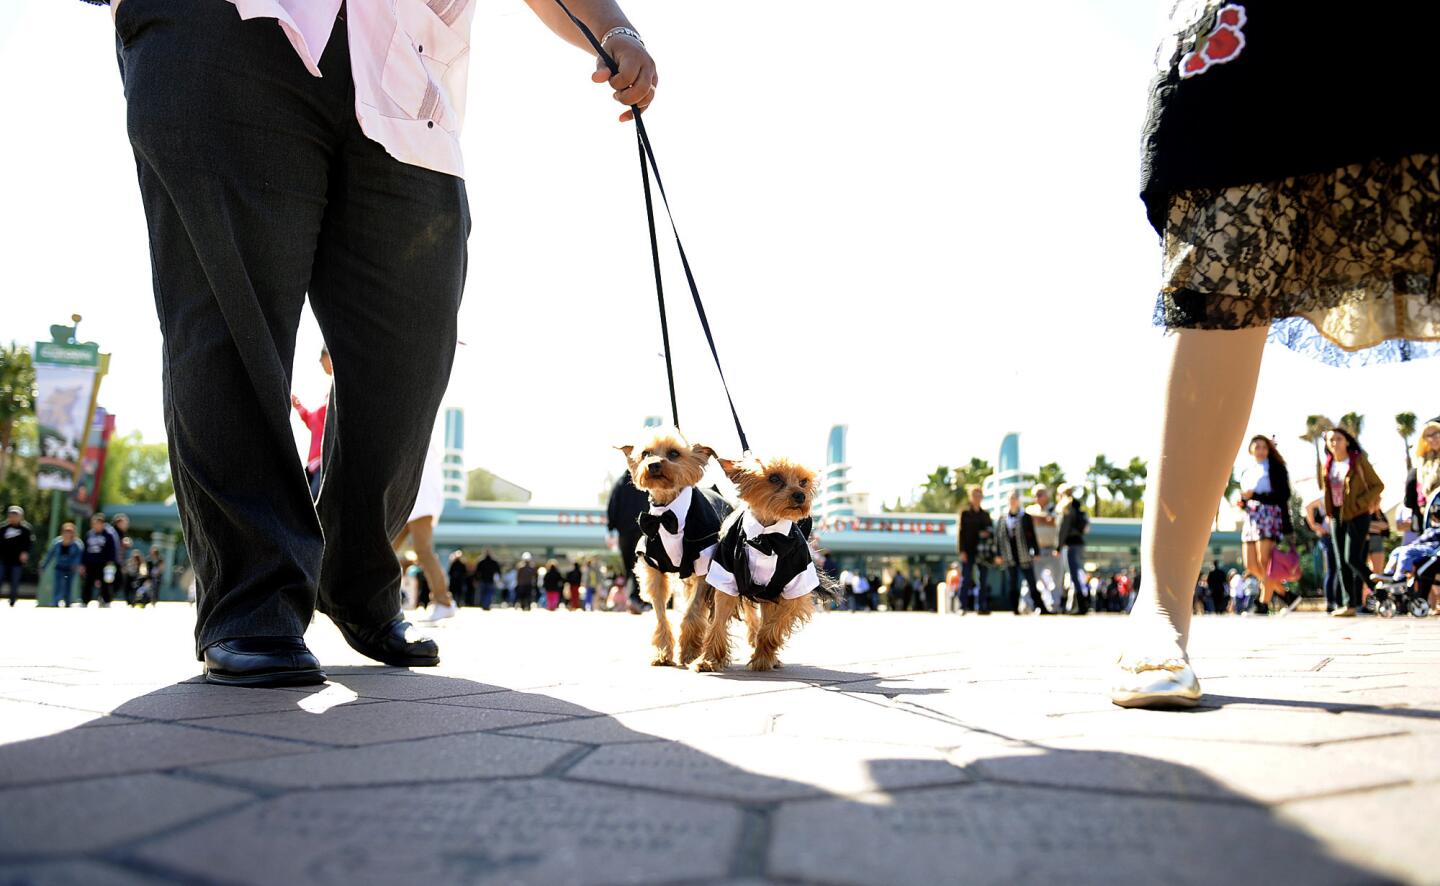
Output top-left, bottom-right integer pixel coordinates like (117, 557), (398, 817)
(592, 35), (657, 122)
(19, 552), (28, 565)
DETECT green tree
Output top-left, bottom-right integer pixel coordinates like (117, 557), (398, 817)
(1035, 462), (1066, 492)
(1338, 412), (1364, 439)
(953, 458), (994, 493)
(1086, 454), (1115, 515)
(914, 465), (965, 514)
(0, 343), (36, 481)
(1114, 457), (1147, 517)
(1300, 414), (1332, 479)
(1396, 411), (1418, 473)
(98, 431), (174, 506)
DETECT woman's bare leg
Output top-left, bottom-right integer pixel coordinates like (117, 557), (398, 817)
(407, 518), (453, 608)
(1255, 538), (1277, 603)
(1241, 540), (1261, 595)
(1114, 327), (1267, 706)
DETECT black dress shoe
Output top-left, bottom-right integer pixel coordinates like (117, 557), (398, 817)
(203, 637), (326, 687)
(334, 617), (440, 667)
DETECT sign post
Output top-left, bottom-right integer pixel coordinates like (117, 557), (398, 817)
(32, 320), (107, 606)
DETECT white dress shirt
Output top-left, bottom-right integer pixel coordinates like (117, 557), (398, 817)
(707, 511), (821, 600)
(114, 0), (475, 178)
(635, 486), (716, 577)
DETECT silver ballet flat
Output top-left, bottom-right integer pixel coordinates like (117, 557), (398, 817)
(1110, 656), (1202, 709)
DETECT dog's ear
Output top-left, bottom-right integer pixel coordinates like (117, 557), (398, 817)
(715, 456), (743, 480)
(615, 444), (635, 462)
(691, 444), (717, 463)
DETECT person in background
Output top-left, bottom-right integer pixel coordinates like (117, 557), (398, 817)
(1225, 569), (1244, 614)
(1238, 436), (1292, 615)
(80, 513), (122, 607)
(41, 522), (83, 608)
(515, 555), (538, 612)
(606, 472), (650, 611)
(945, 563), (962, 613)
(396, 440), (456, 624)
(996, 490), (1048, 614)
(1055, 485), (1090, 614)
(447, 551), (472, 609)
(2, 506), (34, 607)
(583, 558), (604, 611)
(122, 550), (147, 606)
(957, 486), (994, 614)
(854, 572), (876, 611)
(1026, 485), (1062, 613)
(889, 569), (912, 612)
(605, 574), (629, 612)
(542, 560), (565, 611)
(1304, 496), (1336, 612)
(145, 545), (167, 604)
(1322, 427), (1384, 618)
(111, 513), (134, 566)
(1367, 508), (1390, 578)
(1205, 560), (1229, 617)
(290, 346), (333, 501)
(564, 561), (583, 611)
(474, 550), (500, 611)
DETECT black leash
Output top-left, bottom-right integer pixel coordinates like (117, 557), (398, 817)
(549, 0), (751, 455)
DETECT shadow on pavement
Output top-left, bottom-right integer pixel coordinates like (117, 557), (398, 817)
(0, 669), (1391, 885)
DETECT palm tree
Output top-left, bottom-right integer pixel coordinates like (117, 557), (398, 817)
(1396, 411), (1418, 473)
(1301, 414), (1333, 492)
(1035, 462), (1066, 492)
(1122, 457), (1148, 516)
(1338, 412), (1364, 438)
(1086, 454), (1115, 514)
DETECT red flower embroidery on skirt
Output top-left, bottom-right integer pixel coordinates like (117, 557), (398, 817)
(1179, 4), (1247, 79)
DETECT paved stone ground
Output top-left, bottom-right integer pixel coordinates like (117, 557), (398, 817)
(0, 604), (1436, 885)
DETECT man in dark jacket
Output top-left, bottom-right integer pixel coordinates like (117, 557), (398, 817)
(995, 490), (1048, 614)
(607, 472), (650, 609)
(474, 550), (501, 610)
(2, 506), (35, 607)
(447, 552), (472, 608)
(1205, 560), (1229, 615)
(957, 487), (994, 613)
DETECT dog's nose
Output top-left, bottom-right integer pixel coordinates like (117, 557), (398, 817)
(647, 462), (663, 476)
(791, 491), (806, 504)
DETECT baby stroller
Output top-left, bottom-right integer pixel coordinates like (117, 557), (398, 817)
(1368, 495), (1440, 619)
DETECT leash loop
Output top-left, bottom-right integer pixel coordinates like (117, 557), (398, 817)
(549, 0), (750, 454)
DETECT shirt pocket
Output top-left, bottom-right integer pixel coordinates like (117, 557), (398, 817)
(380, 0), (468, 126)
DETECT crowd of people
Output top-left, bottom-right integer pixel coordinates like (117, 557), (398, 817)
(2, 506), (167, 608)
(402, 549), (638, 616)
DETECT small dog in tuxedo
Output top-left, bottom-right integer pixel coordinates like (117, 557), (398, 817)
(616, 428), (728, 667)
(697, 454), (837, 672)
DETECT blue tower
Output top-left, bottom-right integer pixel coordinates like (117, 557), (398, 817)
(983, 432), (1032, 512)
(819, 424), (853, 519)
(442, 407), (466, 504)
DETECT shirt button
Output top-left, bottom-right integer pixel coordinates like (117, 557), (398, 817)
(417, 44), (423, 53)
(427, 121), (434, 129)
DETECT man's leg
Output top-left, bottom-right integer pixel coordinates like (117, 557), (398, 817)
(5, 565), (19, 606)
(119, 0), (344, 656)
(305, 127), (467, 629)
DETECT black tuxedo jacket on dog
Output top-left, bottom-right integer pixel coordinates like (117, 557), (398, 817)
(711, 511), (817, 603)
(636, 486), (727, 579)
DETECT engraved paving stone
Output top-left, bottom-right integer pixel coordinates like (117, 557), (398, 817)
(135, 779), (742, 886)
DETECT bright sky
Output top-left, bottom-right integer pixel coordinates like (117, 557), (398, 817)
(2, 2), (1433, 509)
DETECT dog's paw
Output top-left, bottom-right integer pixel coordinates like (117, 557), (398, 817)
(747, 655), (780, 672)
(693, 657), (726, 673)
(650, 653), (676, 667)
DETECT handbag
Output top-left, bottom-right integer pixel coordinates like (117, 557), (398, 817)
(1267, 542), (1301, 582)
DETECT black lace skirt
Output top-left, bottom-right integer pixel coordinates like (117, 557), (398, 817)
(1155, 152), (1440, 365)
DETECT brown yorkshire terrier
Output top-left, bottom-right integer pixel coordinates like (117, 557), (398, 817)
(697, 454), (838, 672)
(616, 428), (729, 667)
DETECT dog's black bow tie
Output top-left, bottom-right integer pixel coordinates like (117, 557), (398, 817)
(746, 532), (788, 556)
(640, 510), (680, 536)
